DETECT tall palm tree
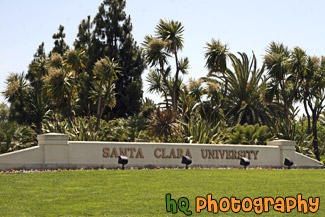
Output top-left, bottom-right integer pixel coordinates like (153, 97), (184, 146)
(298, 56), (325, 160)
(142, 35), (173, 106)
(156, 19), (184, 53)
(92, 56), (120, 131)
(264, 42), (291, 119)
(156, 19), (186, 111)
(204, 39), (230, 99)
(264, 42), (308, 141)
(143, 20), (188, 111)
(64, 49), (85, 118)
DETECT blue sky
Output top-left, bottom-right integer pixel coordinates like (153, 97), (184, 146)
(1, 0), (324, 104)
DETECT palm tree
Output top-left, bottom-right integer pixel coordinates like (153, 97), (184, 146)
(188, 78), (208, 119)
(143, 19), (188, 111)
(204, 39), (230, 100)
(264, 42), (309, 144)
(64, 49), (85, 118)
(225, 52), (270, 125)
(142, 35), (173, 106)
(28, 57), (49, 92)
(263, 42), (299, 120)
(27, 91), (51, 134)
(3, 72), (51, 134)
(146, 69), (170, 107)
(156, 19), (187, 111)
(44, 67), (73, 116)
(2, 73), (30, 124)
(156, 19), (184, 53)
(92, 56), (119, 131)
(298, 56), (325, 160)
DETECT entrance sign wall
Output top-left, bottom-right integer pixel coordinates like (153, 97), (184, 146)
(0, 133), (322, 170)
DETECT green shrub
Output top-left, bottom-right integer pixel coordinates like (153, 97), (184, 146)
(0, 121), (36, 153)
(225, 124), (274, 145)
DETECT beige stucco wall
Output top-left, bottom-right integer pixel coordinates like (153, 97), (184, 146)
(0, 133), (322, 170)
(68, 141), (281, 168)
(0, 146), (43, 170)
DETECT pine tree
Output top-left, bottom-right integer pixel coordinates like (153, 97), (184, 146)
(74, 16), (92, 52)
(89, 0), (145, 118)
(51, 25), (69, 56)
(33, 42), (46, 60)
(74, 16), (93, 117)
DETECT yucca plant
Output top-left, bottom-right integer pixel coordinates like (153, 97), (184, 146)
(269, 106), (300, 141)
(147, 107), (179, 142)
(43, 116), (147, 142)
(43, 116), (109, 141)
(180, 117), (226, 144)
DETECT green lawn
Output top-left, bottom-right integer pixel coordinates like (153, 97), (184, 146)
(0, 169), (324, 216)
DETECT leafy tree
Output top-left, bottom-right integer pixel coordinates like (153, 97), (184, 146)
(3, 72), (51, 134)
(204, 48), (270, 126)
(28, 57), (48, 92)
(264, 42), (325, 160)
(74, 16), (93, 117)
(26, 42), (49, 93)
(187, 78), (208, 119)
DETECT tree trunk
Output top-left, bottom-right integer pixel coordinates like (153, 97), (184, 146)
(172, 50), (180, 112)
(68, 73), (77, 119)
(160, 63), (173, 109)
(312, 115), (320, 161)
(162, 89), (169, 108)
(220, 72), (228, 109)
(303, 97), (311, 134)
(95, 79), (104, 132)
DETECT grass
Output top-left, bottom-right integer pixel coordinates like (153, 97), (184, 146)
(0, 169), (324, 216)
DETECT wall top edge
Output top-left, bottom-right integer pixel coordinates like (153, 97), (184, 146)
(68, 141), (280, 149)
(37, 133), (69, 140)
